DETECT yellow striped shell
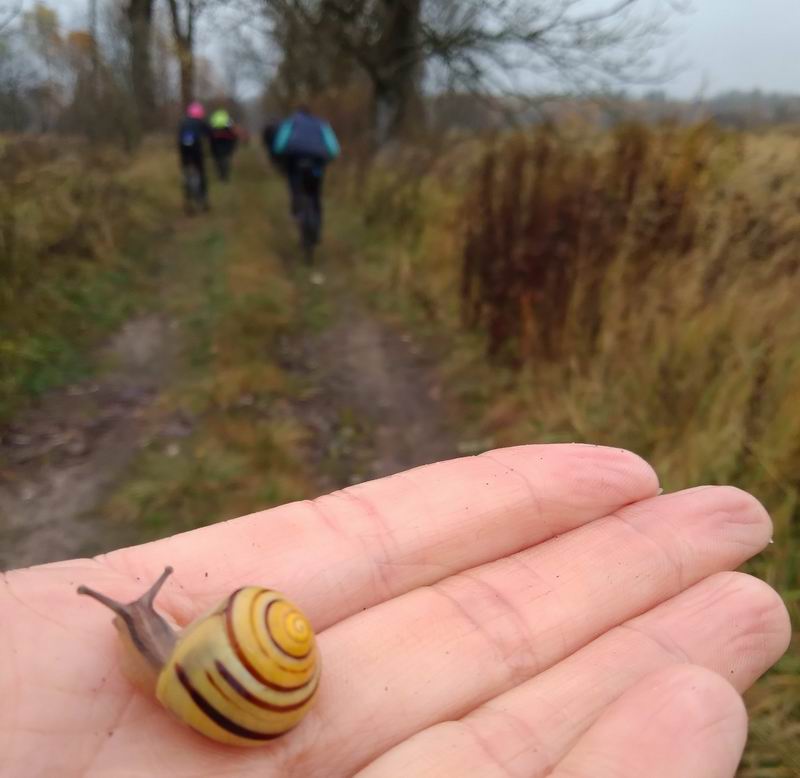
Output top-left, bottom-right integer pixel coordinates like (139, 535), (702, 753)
(77, 568), (320, 746)
(159, 587), (320, 745)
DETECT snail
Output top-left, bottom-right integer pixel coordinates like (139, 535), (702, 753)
(77, 566), (320, 746)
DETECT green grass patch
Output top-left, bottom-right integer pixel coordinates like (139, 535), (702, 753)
(100, 156), (314, 540)
(0, 137), (177, 420)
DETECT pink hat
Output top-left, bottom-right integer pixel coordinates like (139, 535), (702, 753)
(187, 101), (205, 119)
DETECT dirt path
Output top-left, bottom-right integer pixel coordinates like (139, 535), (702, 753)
(0, 278), (455, 570)
(0, 176), (458, 570)
(0, 315), (176, 570)
(282, 274), (457, 492)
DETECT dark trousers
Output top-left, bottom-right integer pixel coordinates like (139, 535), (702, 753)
(287, 160), (323, 231)
(212, 152), (232, 181)
(180, 150), (208, 205)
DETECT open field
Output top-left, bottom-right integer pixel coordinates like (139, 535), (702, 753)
(0, 126), (797, 774)
(0, 136), (177, 421)
(340, 122), (800, 775)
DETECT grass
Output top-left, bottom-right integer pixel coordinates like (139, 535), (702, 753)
(100, 154), (314, 539)
(4, 126), (796, 772)
(0, 136), (335, 542)
(338, 122), (800, 776)
(0, 136), (177, 422)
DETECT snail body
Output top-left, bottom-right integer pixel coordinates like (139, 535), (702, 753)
(78, 567), (320, 746)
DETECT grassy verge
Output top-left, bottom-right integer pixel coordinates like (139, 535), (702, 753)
(0, 137), (179, 421)
(335, 124), (799, 776)
(100, 155), (314, 540)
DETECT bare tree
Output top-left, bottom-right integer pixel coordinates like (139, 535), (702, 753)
(20, 1), (67, 129)
(261, 0), (688, 144)
(372, 0), (423, 141)
(166, 0), (216, 106)
(126, 0), (155, 121)
(0, 0), (163, 140)
(261, 0), (422, 140)
(420, 0), (687, 95)
(0, 1), (22, 34)
(0, 3), (33, 130)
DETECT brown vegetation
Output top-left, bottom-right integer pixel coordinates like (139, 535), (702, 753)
(461, 122), (736, 362)
(347, 121), (800, 775)
(0, 136), (175, 419)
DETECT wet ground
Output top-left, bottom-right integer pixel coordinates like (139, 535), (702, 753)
(282, 280), (456, 493)
(0, 316), (175, 569)
(0, 224), (457, 570)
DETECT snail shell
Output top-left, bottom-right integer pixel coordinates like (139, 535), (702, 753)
(78, 567), (320, 746)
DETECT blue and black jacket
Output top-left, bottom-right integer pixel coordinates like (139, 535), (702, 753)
(272, 111), (340, 164)
(177, 117), (211, 164)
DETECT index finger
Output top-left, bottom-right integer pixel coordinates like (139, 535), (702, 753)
(74, 444), (658, 629)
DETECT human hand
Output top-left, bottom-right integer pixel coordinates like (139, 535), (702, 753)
(0, 444), (790, 776)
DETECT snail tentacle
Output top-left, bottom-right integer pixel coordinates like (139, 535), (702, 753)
(77, 568), (320, 746)
(77, 566), (177, 670)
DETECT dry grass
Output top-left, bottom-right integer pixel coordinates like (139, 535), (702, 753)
(0, 138), (312, 541)
(4, 126), (795, 771)
(0, 136), (177, 420)
(345, 122), (800, 775)
(102, 159), (313, 537)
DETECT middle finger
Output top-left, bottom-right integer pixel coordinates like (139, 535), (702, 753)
(285, 485), (771, 776)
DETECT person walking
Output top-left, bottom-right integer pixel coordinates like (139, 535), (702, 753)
(177, 101), (211, 213)
(209, 108), (238, 182)
(269, 106), (340, 253)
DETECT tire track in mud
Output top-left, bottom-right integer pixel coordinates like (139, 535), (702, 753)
(0, 315), (176, 570)
(1, 179), (459, 570)
(281, 273), (459, 494)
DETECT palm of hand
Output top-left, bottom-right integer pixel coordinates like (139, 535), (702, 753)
(0, 445), (789, 777)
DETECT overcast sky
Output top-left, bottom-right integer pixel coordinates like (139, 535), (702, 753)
(55, 0), (800, 98)
(666, 0), (800, 96)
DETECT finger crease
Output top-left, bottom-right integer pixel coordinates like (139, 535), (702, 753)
(306, 498), (347, 537)
(325, 490), (399, 599)
(339, 487), (394, 537)
(461, 718), (519, 778)
(433, 574), (541, 684)
(616, 621), (693, 664)
(478, 453), (548, 533)
(481, 704), (557, 776)
(607, 511), (687, 593)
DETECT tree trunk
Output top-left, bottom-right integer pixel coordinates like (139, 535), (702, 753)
(127, 0), (155, 123)
(166, 0), (195, 108)
(372, 0), (423, 145)
(177, 37), (194, 106)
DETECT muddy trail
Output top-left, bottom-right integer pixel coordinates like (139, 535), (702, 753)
(0, 315), (176, 569)
(0, 177), (457, 571)
(281, 276), (456, 493)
